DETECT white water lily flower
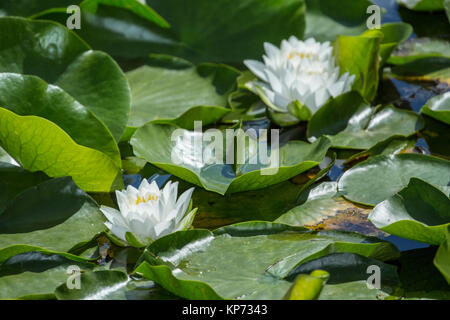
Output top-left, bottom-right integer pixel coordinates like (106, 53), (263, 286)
(244, 36), (355, 114)
(100, 179), (196, 246)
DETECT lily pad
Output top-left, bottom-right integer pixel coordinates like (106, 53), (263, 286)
(0, 163), (48, 214)
(0, 176), (106, 252)
(398, 0), (445, 11)
(362, 23), (413, 64)
(39, 0), (307, 64)
(434, 226), (450, 285)
(135, 222), (399, 300)
(286, 253), (400, 300)
(0, 0), (82, 17)
(0, 73), (121, 166)
(345, 136), (416, 163)
(0, 246), (95, 299)
(396, 247), (450, 299)
(388, 38), (450, 84)
(369, 178), (450, 245)
(338, 153), (450, 206)
(304, 0), (375, 41)
(126, 55), (239, 130)
(421, 91), (450, 125)
(389, 38), (450, 64)
(0, 108), (123, 192)
(307, 92), (424, 150)
(275, 182), (386, 238)
(0, 17), (130, 142)
(446, 0), (450, 21)
(131, 123), (331, 194)
(335, 32), (383, 102)
(55, 270), (180, 300)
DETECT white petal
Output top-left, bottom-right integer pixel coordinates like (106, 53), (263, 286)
(105, 222), (128, 242)
(264, 42), (280, 60)
(174, 187), (195, 223)
(243, 60), (268, 82)
(100, 206), (127, 227)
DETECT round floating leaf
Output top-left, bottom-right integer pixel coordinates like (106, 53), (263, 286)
(434, 226), (450, 285)
(369, 178), (450, 245)
(397, 247), (450, 299)
(0, 17), (130, 141)
(131, 123), (331, 194)
(0, 0), (81, 17)
(388, 38), (450, 84)
(0, 176), (106, 252)
(55, 270), (179, 300)
(335, 33), (382, 102)
(421, 91), (450, 125)
(286, 253), (400, 300)
(0, 73), (121, 166)
(338, 153), (450, 206)
(135, 222), (399, 300)
(446, 0), (450, 22)
(39, 0), (306, 64)
(304, 0), (375, 41)
(389, 38), (450, 64)
(345, 136), (416, 163)
(81, 0), (169, 27)
(193, 180), (303, 229)
(307, 92), (423, 150)
(0, 108), (123, 192)
(126, 56), (239, 129)
(363, 23), (413, 64)
(0, 163), (48, 214)
(0, 247), (95, 299)
(275, 182), (386, 238)
(398, 0), (445, 11)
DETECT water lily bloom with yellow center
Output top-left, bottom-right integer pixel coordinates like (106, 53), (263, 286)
(244, 36), (355, 114)
(100, 179), (196, 246)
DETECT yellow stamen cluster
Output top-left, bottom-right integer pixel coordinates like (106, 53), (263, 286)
(289, 52), (312, 60)
(135, 194), (159, 205)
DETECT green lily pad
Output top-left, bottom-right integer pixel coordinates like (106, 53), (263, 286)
(286, 253), (400, 300)
(0, 73), (121, 166)
(388, 38), (450, 84)
(0, 163), (48, 214)
(39, 0), (306, 64)
(135, 222), (399, 300)
(131, 123), (331, 194)
(81, 0), (169, 27)
(0, 108), (123, 192)
(0, 176), (106, 252)
(345, 136), (416, 163)
(421, 91), (450, 125)
(389, 38), (450, 64)
(398, 0), (445, 11)
(304, 0), (375, 41)
(307, 92), (424, 150)
(0, 0), (81, 18)
(338, 153), (450, 206)
(126, 55), (239, 130)
(275, 182), (386, 238)
(446, 0), (450, 21)
(55, 270), (180, 300)
(335, 33), (382, 102)
(396, 247), (450, 299)
(369, 178), (450, 245)
(363, 23), (413, 64)
(434, 226), (450, 285)
(0, 246), (95, 299)
(0, 17), (130, 142)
